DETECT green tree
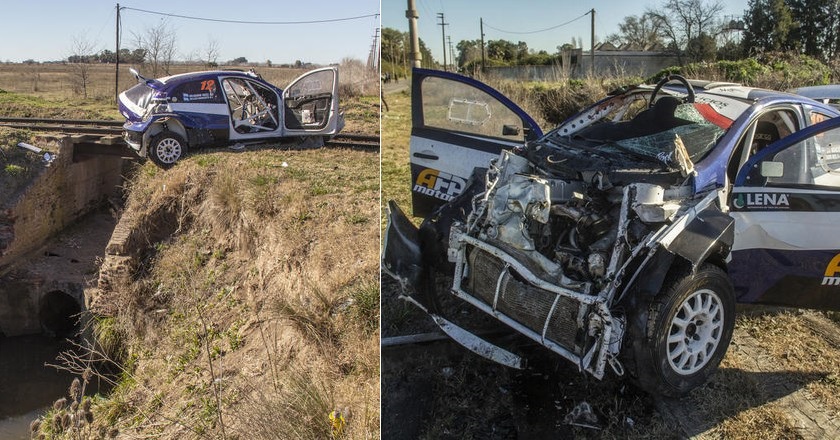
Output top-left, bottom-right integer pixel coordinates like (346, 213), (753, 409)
(787, 0), (834, 60)
(381, 27), (433, 75)
(456, 39), (482, 70)
(685, 32), (717, 61)
(486, 39), (517, 62)
(742, 0), (794, 55)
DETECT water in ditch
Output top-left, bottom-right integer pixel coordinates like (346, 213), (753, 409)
(0, 335), (86, 438)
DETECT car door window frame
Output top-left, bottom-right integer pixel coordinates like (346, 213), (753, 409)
(728, 105), (804, 184)
(735, 116), (840, 188)
(411, 68), (543, 142)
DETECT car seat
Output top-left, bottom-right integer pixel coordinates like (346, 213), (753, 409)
(751, 121), (780, 154)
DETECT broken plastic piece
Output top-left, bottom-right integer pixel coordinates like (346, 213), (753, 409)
(17, 142), (41, 153)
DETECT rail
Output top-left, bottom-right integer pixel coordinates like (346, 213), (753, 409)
(0, 117), (379, 150)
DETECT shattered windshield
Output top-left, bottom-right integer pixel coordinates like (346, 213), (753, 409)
(614, 120), (723, 166)
(548, 100), (725, 169)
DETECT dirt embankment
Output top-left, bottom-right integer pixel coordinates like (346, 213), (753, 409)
(34, 145), (380, 439)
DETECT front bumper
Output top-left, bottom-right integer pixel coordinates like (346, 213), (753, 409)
(382, 199), (617, 378)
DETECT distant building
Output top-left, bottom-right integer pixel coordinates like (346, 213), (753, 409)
(485, 45), (679, 81)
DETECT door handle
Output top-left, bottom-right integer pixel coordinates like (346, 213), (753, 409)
(413, 152), (439, 160)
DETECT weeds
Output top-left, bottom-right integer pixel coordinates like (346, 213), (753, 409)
(64, 147), (379, 439)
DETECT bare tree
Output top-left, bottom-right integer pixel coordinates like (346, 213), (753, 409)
(68, 33), (98, 98)
(648, 0), (724, 63)
(607, 13), (666, 49)
(133, 20), (177, 76)
(203, 39), (220, 68)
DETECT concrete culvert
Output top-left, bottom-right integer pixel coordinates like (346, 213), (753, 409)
(39, 290), (81, 337)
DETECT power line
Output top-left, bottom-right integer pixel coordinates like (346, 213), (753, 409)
(483, 11), (590, 35)
(121, 6), (379, 25)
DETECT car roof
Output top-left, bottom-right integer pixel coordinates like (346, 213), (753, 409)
(790, 84), (840, 101)
(660, 81), (808, 103)
(156, 70), (268, 86)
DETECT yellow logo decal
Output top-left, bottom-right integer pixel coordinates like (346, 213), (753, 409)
(413, 168), (466, 202)
(822, 253), (840, 285)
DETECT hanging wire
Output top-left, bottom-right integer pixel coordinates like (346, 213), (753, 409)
(121, 6), (379, 25)
(483, 11), (590, 35)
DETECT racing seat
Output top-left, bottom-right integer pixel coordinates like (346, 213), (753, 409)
(575, 96), (691, 141)
(751, 121), (780, 154)
(630, 96), (692, 135)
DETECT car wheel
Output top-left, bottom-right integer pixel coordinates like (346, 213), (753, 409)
(626, 263), (735, 397)
(148, 131), (187, 168)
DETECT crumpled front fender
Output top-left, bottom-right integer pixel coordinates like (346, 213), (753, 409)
(382, 200), (425, 293)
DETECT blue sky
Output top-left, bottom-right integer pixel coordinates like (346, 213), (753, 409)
(0, 0), (380, 64)
(383, 0), (750, 62)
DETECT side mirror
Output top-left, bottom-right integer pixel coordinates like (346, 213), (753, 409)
(129, 67), (147, 83)
(760, 161), (784, 178)
(502, 124), (521, 136)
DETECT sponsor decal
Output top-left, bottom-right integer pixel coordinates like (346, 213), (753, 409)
(732, 192), (790, 210)
(182, 92), (216, 102)
(413, 168), (465, 202)
(823, 253), (840, 286)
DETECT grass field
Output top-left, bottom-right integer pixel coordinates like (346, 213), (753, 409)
(380, 81), (840, 439)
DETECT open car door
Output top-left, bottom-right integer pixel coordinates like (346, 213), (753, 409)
(409, 68), (543, 218)
(282, 67), (340, 136)
(729, 116), (840, 311)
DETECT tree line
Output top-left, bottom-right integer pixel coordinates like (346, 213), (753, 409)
(383, 0), (840, 74)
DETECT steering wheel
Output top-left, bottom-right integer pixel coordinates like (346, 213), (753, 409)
(649, 74), (695, 108)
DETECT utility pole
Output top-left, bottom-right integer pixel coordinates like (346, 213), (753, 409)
(402, 34), (408, 75)
(437, 12), (448, 71)
(590, 8), (595, 77)
(372, 27), (381, 71)
(480, 18), (486, 73)
(406, 0), (422, 68)
(447, 35), (455, 72)
(115, 3), (121, 103)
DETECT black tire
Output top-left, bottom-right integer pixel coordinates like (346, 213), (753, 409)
(626, 263), (735, 397)
(148, 131), (187, 169)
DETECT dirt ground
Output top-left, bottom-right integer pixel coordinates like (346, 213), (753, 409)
(381, 277), (840, 439)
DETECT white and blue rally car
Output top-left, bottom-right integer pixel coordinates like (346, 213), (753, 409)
(118, 67), (342, 168)
(383, 69), (840, 396)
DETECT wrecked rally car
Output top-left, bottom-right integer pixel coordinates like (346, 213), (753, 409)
(383, 69), (840, 396)
(118, 67), (343, 168)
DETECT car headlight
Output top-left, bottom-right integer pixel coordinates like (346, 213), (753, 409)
(143, 102), (171, 121)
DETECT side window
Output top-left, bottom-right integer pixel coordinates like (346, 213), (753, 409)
(421, 76), (529, 141)
(729, 109), (800, 182)
(222, 78), (279, 133)
(745, 125), (840, 188)
(810, 111), (831, 126)
(171, 79), (223, 103)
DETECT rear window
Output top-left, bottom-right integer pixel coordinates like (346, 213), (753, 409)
(171, 79), (224, 103)
(123, 82), (154, 108)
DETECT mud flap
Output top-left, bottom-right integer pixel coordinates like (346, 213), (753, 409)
(664, 205), (733, 267)
(431, 314), (525, 369)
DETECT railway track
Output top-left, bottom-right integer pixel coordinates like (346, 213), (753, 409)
(0, 117), (379, 150)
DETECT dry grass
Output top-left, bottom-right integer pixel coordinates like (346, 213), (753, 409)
(739, 311), (840, 415)
(53, 145), (379, 439)
(379, 89), (413, 231)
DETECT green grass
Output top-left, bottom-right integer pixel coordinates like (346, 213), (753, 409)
(0, 90), (120, 119)
(380, 90), (415, 233)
